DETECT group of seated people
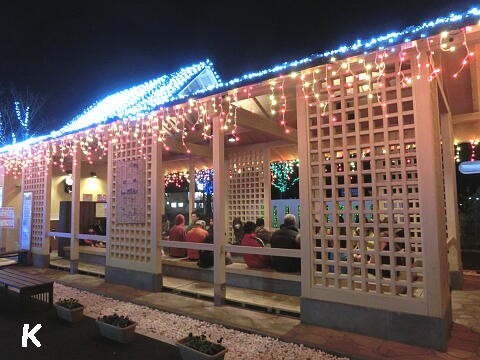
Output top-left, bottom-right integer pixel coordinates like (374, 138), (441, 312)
(168, 212), (215, 267)
(167, 211), (301, 273)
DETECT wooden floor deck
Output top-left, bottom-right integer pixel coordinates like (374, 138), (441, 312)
(49, 257), (300, 315)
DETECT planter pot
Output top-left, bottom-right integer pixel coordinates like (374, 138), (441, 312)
(176, 337), (227, 360)
(54, 304), (85, 323)
(96, 320), (137, 343)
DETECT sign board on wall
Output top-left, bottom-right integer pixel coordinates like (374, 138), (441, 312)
(115, 159), (146, 224)
(20, 192), (33, 250)
(0, 207), (15, 228)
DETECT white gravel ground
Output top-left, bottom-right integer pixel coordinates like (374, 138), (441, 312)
(54, 283), (348, 360)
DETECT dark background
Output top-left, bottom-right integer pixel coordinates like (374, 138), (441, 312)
(0, 1), (475, 132)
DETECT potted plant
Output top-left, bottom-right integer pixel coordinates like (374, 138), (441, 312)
(54, 298), (85, 323)
(96, 313), (136, 343)
(176, 332), (227, 360)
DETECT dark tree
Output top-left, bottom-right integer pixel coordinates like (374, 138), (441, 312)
(0, 86), (46, 144)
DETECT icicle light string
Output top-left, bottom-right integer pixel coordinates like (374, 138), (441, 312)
(0, 26), (477, 175)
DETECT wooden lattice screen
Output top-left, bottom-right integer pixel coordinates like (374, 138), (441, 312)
(22, 157), (50, 252)
(226, 149), (266, 242)
(304, 55), (426, 300)
(108, 127), (154, 272)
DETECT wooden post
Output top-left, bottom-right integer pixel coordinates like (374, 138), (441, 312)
(440, 113), (463, 289)
(262, 148), (271, 229)
(296, 83), (312, 297)
(106, 142), (113, 268)
(414, 62), (450, 318)
(151, 137), (164, 279)
(213, 116), (226, 305)
(188, 160), (195, 219)
(70, 149), (81, 274)
(42, 162), (52, 259)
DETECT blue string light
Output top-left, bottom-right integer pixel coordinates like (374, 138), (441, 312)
(190, 7), (480, 95)
(0, 60), (220, 153)
(195, 169), (214, 195)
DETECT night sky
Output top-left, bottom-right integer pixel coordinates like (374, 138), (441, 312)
(0, 1), (476, 133)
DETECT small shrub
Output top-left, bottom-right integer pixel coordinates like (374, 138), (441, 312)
(98, 313), (135, 328)
(183, 332), (225, 355)
(56, 298), (83, 309)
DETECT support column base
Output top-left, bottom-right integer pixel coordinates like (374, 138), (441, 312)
(70, 259), (79, 274)
(31, 253), (50, 268)
(214, 283), (226, 305)
(105, 266), (163, 292)
(300, 297), (451, 351)
(449, 270), (463, 290)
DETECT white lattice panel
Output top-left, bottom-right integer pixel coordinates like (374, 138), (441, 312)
(110, 128), (153, 265)
(23, 158), (50, 250)
(306, 56), (425, 298)
(226, 149), (266, 242)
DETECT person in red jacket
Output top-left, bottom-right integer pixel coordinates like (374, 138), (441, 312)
(168, 214), (187, 257)
(241, 221), (270, 269)
(185, 220), (208, 260)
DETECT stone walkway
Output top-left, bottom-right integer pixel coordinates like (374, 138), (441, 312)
(13, 266), (480, 359)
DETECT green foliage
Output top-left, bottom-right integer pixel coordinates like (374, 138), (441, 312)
(99, 313), (135, 328)
(56, 298), (83, 309)
(183, 332), (225, 355)
(270, 160), (299, 193)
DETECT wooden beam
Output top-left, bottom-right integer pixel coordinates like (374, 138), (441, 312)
(165, 139), (212, 158)
(252, 97), (272, 119)
(234, 107), (297, 143)
(225, 140), (292, 155)
(452, 112), (480, 125)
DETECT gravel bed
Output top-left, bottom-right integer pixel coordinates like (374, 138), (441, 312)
(54, 283), (348, 360)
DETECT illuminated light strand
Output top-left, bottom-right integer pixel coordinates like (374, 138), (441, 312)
(455, 143), (461, 163)
(414, 40), (422, 80)
(374, 51), (387, 109)
(3, 7), (480, 156)
(279, 76), (289, 133)
(453, 27), (475, 78)
(426, 37), (441, 81)
(231, 90), (239, 141)
(270, 80), (278, 116)
(439, 30), (457, 52)
(398, 51), (412, 87)
(164, 171), (189, 188)
(2, 10), (480, 172)
(189, 8), (480, 95)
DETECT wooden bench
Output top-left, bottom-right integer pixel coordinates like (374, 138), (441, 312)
(0, 268), (53, 307)
(0, 251), (23, 268)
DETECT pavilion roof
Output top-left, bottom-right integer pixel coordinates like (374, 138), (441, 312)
(1, 6), (480, 155)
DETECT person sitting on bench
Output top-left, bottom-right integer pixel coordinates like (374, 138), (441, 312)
(241, 221), (270, 269)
